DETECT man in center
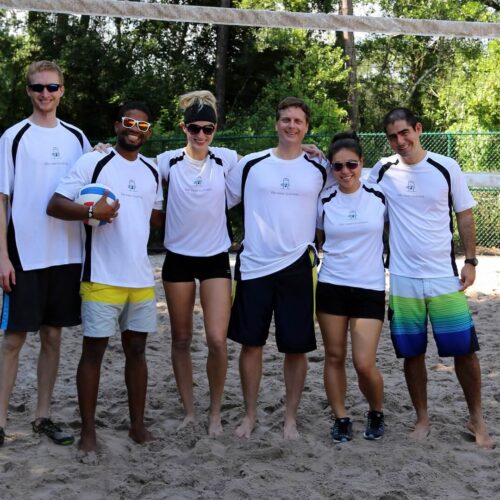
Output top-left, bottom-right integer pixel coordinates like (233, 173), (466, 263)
(227, 97), (328, 439)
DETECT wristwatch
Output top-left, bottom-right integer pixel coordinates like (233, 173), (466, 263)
(87, 204), (94, 220)
(464, 257), (478, 267)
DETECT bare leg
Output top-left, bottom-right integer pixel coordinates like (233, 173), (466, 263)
(317, 313), (348, 418)
(404, 353), (430, 439)
(122, 330), (152, 444)
(351, 318), (384, 412)
(36, 325), (62, 419)
(454, 353), (495, 449)
(0, 331), (27, 428)
(283, 352), (307, 440)
(235, 345), (262, 439)
(164, 280), (196, 426)
(200, 278), (231, 436)
(77, 336), (108, 453)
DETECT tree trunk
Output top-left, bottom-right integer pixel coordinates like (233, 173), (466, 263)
(340, 0), (359, 129)
(215, 0), (230, 128)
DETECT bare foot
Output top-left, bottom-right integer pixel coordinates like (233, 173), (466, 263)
(77, 449), (99, 465)
(208, 415), (223, 437)
(235, 415), (256, 439)
(410, 420), (430, 440)
(284, 419), (300, 440)
(467, 420), (496, 449)
(129, 426), (154, 444)
(176, 415), (195, 431)
(78, 429), (97, 453)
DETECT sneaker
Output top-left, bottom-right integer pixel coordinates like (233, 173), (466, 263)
(31, 418), (74, 446)
(364, 410), (385, 440)
(0, 426), (5, 446)
(331, 417), (353, 443)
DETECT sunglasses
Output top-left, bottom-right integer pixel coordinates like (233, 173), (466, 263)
(331, 160), (360, 172)
(186, 124), (216, 136)
(121, 116), (151, 132)
(28, 83), (62, 93)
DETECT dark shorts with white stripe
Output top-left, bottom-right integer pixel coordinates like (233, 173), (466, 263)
(228, 250), (317, 354)
(1, 264), (82, 332)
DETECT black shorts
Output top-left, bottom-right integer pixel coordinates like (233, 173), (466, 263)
(228, 250), (317, 354)
(1, 264), (82, 332)
(161, 250), (231, 282)
(316, 281), (385, 322)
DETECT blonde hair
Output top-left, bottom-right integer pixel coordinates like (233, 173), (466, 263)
(26, 60), (64, 86)
(179, 90), (217, 116)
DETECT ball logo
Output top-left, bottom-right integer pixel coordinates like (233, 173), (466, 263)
(128, 179), (136, 192)
(194, 176), (203, 186)
(281, 177), (290, 189)
(348, 210), (357, 220)
(406, 180), (416, 192)
(52, 147), (60, 159)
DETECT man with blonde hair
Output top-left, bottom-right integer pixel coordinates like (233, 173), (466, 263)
(0, 60), (91, 447)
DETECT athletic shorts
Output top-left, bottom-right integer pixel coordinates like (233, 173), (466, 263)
(316, 282), (385, 322)
(228, 250), (317, 354)
(389, 274), (479, 358)
(162, 250), (231, 282)
(80, 282), (157, 338)
(1, 264), (81, 332)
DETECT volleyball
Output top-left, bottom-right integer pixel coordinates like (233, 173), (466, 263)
(76, 183), (117, 227)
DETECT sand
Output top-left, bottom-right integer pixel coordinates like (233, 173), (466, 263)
(0, 255), (498, 499)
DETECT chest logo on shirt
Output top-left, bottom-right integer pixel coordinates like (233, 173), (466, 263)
(52, 147), (61, 159)
(281, 177), (290, 189)
(128, 179), (137, 192)
(406, 180), (416, 192)
(348, 210), (357, 220)
(194, 176), (203, 186)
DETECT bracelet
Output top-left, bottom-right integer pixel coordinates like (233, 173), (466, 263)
(88, 204), (94, 219)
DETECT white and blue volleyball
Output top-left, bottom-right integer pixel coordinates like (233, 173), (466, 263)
(76, 183), (117, 227)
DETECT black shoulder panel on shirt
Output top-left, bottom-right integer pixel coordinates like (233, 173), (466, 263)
(208, 150), (223, 167)
(427, 156), (457, 276)
(169, 151), (185, 168)
(241, 153), (271, 205)
(303, 154), (327, 188)
(91, 151), (116, 183)
(11, 122), (31, 170)
(60, 122), (85, 149)
(321, 189), (338, 205)
(362, 184), (386, 205)
(376, 158), (399, 183)
(140, 157), (160, 188)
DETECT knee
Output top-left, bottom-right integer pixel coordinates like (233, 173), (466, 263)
(80, 339), (108, 365)
(171, 331), (192, 351)
(206, 335), (227, 354)
(1, 332), (27, 356)
(123, 338), (146, 359)
(324, 349), (346, 368)
(353, 358), (375, 379)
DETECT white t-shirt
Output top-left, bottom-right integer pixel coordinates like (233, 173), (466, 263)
(0, 118), (91, 270)
(317, 182), (387, 291)
(368, 151), (476, 278)
(56, 149), (163, 287)
(226, 149), (328, 280)
(157, 147), (239, 256)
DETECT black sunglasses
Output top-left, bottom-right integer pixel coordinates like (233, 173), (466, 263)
(28, 83), (62, 93)
(332, 160), (360, 172)
(186, 124), (216, 136)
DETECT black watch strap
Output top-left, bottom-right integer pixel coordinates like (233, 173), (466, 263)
(464, 257), (478, 267)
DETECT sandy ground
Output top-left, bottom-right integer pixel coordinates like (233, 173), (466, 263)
(0, 255), (498, 499)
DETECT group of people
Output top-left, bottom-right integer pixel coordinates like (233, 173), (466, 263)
(0, 60), (494, 457)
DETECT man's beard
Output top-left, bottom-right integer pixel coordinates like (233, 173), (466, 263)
(117, 136), (142, 152)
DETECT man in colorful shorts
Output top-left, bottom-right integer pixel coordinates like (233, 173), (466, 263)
(369, 107), (494, 449)
(47, 101), (163, 454)
(0, 60), (91, 447)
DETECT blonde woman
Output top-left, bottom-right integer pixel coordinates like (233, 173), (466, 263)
(157, 91), (239, 436)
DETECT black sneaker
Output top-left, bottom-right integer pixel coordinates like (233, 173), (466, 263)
(31, 418), (74, 445)
(331, 417), (353, 443)
(364, 410), (384, 440)
(0, 426), (5, 446)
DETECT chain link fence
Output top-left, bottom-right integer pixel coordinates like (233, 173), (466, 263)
(113, 132), (499, 251)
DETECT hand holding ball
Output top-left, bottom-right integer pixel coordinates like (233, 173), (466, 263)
(76, 183), (119, 226)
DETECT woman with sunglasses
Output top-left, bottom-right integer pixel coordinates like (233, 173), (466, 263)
(316, 132), (387, 443)
(156, 91), (240, 436)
